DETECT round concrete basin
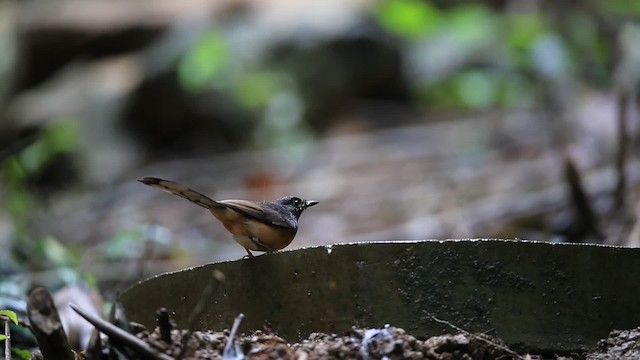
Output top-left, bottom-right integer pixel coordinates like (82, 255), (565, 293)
(120, 239), (640, 353)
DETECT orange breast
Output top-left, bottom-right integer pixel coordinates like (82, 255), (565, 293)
(209, 208), (297, 251)
(244, 220), (297, 251)
(209, 207), (250, 236)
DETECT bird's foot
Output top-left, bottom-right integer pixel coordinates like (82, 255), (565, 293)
(242, 248), (255, 259)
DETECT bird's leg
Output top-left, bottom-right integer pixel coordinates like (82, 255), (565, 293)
(244, 248), (255, 258)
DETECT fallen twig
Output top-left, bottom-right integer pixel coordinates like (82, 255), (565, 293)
(70, 303), (172, 360)
(27, 287), (75, 360)
(423, 311), (524, 359)
(156, 308), (173, 344)
(223, 313), (245, 360)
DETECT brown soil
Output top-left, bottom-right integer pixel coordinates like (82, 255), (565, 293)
(128, 323), (640, 359)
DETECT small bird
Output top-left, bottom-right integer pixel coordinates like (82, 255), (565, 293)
(138, 177), (318, 257)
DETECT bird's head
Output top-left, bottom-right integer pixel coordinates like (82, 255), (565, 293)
(275, 196), (319, 219)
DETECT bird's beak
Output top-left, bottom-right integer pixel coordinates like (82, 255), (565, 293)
(305, 200), (319, 208)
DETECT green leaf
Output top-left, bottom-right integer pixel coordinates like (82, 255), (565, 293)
(1, 156), (27, 184)
(12, 347), (32, 360)
(178, 31), (230, 92)
(18, 118), (79, 174)
(505, 13), (547, 65)
(233, 72), (280, 109)
(39, 236), (79, 268)
(44, 118), (80, 154)
(454, 70), (498, 109)
(448, 5), (497, 44)
(506, 14), (547, 50)
(0, 334), (6, 341)
(103, 227), (145, 259)
(5, 185), (29, 219)
(377, 0), (441, 39)
(0, 310), (18, 325)
(601, 0), (640, 16)
(84, 272), (98, 288)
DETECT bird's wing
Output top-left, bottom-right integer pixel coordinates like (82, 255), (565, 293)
(139, 177), (219, 209)
(217, 200), (295, 229)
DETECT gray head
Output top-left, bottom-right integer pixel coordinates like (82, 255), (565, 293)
(273, 196), (319, 219)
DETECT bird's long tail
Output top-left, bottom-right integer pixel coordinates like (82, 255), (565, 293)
(138, 177), (220, 209)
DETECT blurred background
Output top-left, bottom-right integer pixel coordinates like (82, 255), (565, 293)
(1, 0), (639, 304)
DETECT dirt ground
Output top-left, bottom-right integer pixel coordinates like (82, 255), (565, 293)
(129, 323), (640, 360)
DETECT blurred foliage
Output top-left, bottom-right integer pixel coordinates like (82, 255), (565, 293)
(173, 0), (629, 116)
(233, 71), (282, 110)
(0, 117), (85, 290)
(0, 309), (29, 360)
(601, 0), (640, 15)
(376, 1), (571, 110)
(178, 30), (230, 93)
(11, 348), (31, 360)
(176, 27), (315, 157)
(101, 227), (148, 260)
(17, 119), (79, 176)
(99, 224), (178, 261)
(1, 118), (79, 224)
(505, 14), (549, 66)
(1, 0), (639, 295)
(377, 0), (442, 39)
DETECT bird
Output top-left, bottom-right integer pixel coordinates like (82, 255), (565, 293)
(138, 177), (318, 257)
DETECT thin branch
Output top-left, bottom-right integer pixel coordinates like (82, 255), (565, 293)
(423, 311), (524, 359)
(70, 303), (172, 360)
(564, 157), (605, 242)
(223, 313), (245, 360)
(4, 319), (9, 360)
